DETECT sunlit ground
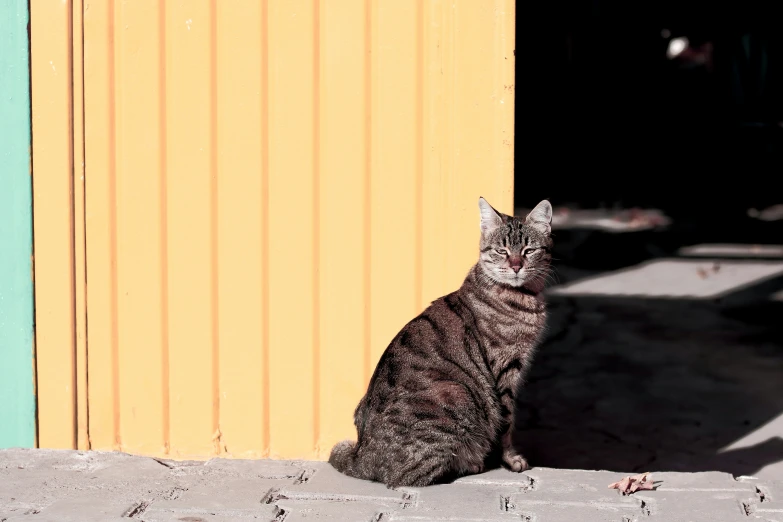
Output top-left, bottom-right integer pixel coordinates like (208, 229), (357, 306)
(720, 410), (783, 479)
(547, 258), (783, 299)
(678, 244), (783, 258)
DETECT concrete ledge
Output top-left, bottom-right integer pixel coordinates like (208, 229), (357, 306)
(2, 449), (781, 521)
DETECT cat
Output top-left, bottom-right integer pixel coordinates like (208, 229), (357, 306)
(329, 197), (553, 488)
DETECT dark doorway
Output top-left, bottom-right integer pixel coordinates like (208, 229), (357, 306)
(514, 0), (783, 215)
(512, 0), (783, 479)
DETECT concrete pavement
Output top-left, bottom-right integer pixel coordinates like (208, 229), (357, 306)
(2, 449), (782, 521)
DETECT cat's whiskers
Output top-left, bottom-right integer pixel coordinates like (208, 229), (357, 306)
(521, 266), (556, 289)
(534, 268), (558, 288)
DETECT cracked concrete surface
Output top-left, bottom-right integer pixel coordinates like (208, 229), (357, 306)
(2, 449), (782, 521)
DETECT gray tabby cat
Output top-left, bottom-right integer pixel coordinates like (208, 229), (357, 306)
(329, 198), (553, 488)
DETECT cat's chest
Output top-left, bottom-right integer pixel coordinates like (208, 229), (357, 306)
(482, 337), (533, 381)
(483, 335), (531, 359)
(475, 309), (545, 374)
(477, 310), (545, 344)
(501, 319), (539, 340)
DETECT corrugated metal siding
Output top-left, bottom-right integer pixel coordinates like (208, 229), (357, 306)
(34, 0), (515, 460)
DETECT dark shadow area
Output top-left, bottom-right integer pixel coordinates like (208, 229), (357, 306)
(510, 220), (783, 478)
(515, 0), (783, 212)
(511, 0), (783, 478)
(515, 292), (783, 477)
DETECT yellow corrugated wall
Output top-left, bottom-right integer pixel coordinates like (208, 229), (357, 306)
(31, 0), (515, 460)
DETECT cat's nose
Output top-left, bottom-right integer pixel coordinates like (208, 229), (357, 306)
(509, 256), (523, 273)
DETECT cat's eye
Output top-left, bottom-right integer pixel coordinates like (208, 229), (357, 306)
(524, 248), (539, 255)
(495, 248), (509, 256)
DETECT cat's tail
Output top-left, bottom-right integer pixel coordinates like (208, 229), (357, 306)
(328, 440), (357, 474)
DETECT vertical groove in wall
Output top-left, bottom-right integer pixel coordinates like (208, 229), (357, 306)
(67, 0), (78, 450)
(414, 0), (424, 311)
(31, 0), (39, 441)
(312, 0), (321, 452)
(447, 2), (456, 234)
(208, 0), (221, 453)
(362, 0), (372, 385)
(79, 0), (91, 452)
(158, 0), (170, 455)
(507, 0), (516, 208)
(493, 0), (514, 209)
(260, 0), (270, 455)
(72, 0), (91, 451)
(107, 0), (120, 450)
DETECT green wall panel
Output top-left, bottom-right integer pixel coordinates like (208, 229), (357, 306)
(0, 0), (36, 448)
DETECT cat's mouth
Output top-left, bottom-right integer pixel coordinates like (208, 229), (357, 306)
(481, 265), (530, 288)
(504, 271), (527, 287)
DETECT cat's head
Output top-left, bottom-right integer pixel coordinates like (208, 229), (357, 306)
(477, 197), (553, 289)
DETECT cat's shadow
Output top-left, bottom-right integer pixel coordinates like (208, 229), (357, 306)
(511, 293), (783, 478)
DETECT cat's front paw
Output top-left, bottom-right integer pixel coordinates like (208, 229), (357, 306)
(502, 449), (529, 473)
(468, 462), (485, 475)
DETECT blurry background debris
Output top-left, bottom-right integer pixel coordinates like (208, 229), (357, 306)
(749, 204), (783, 221)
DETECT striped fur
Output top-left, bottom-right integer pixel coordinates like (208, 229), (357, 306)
(329, 198), (553, 488)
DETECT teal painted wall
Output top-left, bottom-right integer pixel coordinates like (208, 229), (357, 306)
(0, 0), (36, 448)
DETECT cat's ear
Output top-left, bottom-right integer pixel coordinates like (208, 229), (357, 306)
(479, 197), (504, 234)
(525, 200), (553, 235)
